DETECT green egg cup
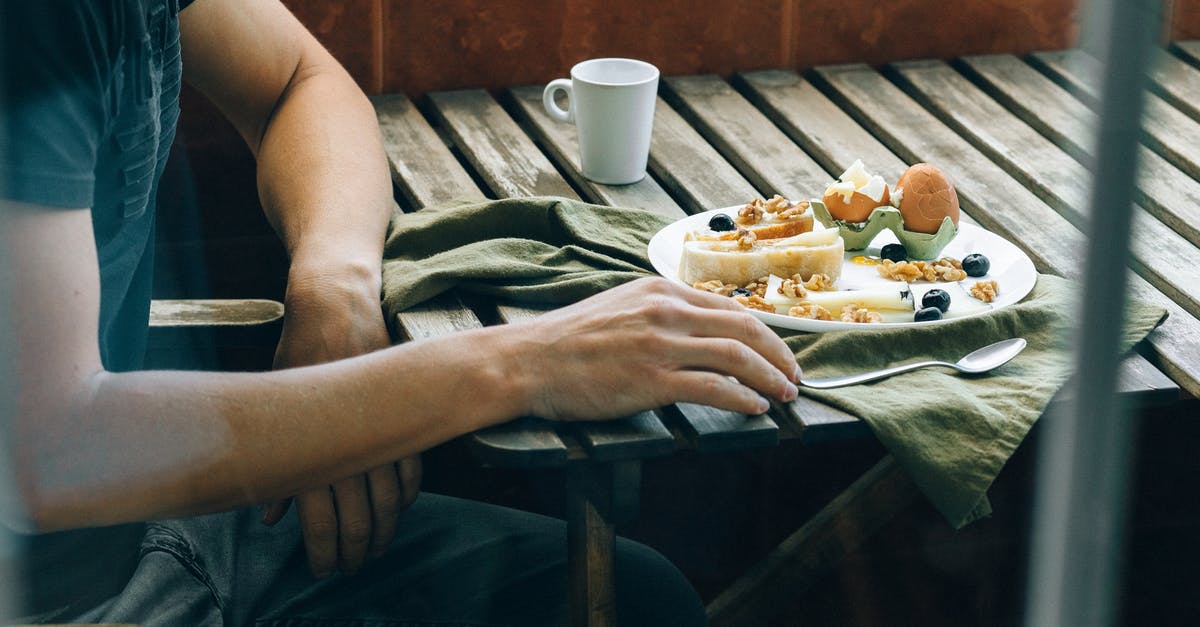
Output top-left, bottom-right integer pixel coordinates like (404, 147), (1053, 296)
(810, 200), (958, 260)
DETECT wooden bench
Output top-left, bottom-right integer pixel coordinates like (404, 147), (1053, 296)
(367, 42), (1199, 625)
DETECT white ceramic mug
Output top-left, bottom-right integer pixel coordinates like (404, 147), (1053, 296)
(542, 58), (660, 185)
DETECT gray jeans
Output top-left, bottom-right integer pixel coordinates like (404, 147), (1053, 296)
(67, 493), (706, 626)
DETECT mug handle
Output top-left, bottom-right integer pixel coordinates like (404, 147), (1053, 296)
(542, 78), (574, 124)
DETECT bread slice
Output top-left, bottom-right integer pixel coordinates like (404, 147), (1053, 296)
(689, 198), (815, 242)
(679, 228), (845, 286)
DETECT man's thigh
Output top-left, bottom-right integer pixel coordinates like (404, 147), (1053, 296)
(75, 493), (703, 626)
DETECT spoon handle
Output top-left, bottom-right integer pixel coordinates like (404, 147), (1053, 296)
(799, 359), (953, 389)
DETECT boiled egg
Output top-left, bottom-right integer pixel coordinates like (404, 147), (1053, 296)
(822, 159), (890, 223)
(893, 163), (959, 234)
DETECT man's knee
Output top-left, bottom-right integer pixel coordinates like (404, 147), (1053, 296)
(614, 538), (707, 627)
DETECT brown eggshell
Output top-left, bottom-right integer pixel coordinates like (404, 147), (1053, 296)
(896, 164), (959, 234)
(822, 186), (890, 223)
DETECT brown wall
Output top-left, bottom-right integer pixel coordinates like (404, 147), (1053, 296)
(289, 0), (1084, 98)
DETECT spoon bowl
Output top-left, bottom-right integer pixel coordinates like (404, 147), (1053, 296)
(799, 337), (1027, 389)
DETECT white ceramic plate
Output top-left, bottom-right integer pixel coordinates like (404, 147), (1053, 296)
(647, 208), (1038, 332)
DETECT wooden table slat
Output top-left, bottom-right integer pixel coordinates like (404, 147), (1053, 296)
(427, 89), (581, 200)
(648, 94), (761, 213)
(1149, 48), (1200, 123)
(660, 75), (836, 202)
(372, 93), (488, 208)
(505, 86), (687, 218)
(1170, 40), (1200, 69)
(376, 92), (575, 462)
(736, 70), (911, 184)
(570, 411), (678, 462)
(807, 63), (1200, 397)
(1030, 50), (1200, 182)
(889, 59), (1200, 320)
(666, 403), (780, 452)
(955, 54), (1200, 249)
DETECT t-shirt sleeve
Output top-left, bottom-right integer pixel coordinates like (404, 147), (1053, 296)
(0, 3), (115, 209)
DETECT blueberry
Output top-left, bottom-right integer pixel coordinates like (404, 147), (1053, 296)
(963, 253), (990, 277)
(914, 306), (943, 322)
(880, 243), (908, 263)
(921, 288), (951, 313)
(731, 287), (753, 297)
(708, 213), (736, 232)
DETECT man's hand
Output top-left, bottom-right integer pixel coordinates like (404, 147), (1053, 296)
(515, 277), (803, 421)
(261, 270), (420, 577)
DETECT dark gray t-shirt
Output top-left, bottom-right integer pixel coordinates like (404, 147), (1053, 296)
(1, 0), (191, 616)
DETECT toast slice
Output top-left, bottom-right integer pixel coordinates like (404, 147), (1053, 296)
(679, 228), (845, 286)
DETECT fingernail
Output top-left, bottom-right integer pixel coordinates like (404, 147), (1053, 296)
(783, 382), (798, 402)
(793, 365), (804, 382)
(755, 398), (770, 414)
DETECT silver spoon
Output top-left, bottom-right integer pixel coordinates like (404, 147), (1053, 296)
(799, 337), (1027, 389)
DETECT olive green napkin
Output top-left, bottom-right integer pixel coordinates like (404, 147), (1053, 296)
(381, 197), (1168, 529)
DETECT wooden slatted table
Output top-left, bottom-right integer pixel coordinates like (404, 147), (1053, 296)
(371, 44), (1198, 626)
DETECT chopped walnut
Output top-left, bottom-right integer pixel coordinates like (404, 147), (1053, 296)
(735, 228), (757, 250)
(734, 294), (775, 313)
(762, 195), (790, 214)
(778, 276), (807, 299)
(693, 280), (739, 296)
(840, 304), (883, 324)
(970, 280), (999, 303)
(736, 199), (765, 224)
(788, 302), (833, 320)
(741, 276), (770, 298)
(877, 260), (924, 282)
(877, 258), (966, 283)
(777, 199), (810, 220)
(803, 273), (837, 292)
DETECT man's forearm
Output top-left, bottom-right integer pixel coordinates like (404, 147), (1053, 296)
(255, 56), (392, 287)
(15, 324), (528, 533)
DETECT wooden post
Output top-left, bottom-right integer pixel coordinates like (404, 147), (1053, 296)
(566, 460), (641, 627)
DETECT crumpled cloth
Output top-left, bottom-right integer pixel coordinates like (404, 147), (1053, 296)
(381, 196), (1167, 528)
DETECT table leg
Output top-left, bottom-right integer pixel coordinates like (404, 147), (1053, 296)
(706, 455), (920, 626)
(567, 460), (641, 627)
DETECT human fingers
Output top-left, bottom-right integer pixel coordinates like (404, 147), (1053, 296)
(365, 464), (402, 558)
(665, 336), (798, 403)
(296, 488), (339, 578)
(260, 497), (292, 526)
(661, 370), (775, 415)
(671, 307), (801, 383)
(330, 474), (373, 575)
(397, 456), (422, 510)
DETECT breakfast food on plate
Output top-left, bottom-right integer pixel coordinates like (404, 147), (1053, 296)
(970, 280), (999, 303)
(876, 258), (967, 283)
(962, 253), (990, 277)
(892, 163), (960, 234)
(691, 195), (814, 241)
(822, 159), (890, 222)
(679, 182), (999, 324)
(679, 226), (844, 286)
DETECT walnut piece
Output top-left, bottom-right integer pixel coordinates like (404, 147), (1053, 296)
(970, 280), (999, 303)
(788, 302), (833, 320)
(693, 280), (739, 296)
(840, 304), (883, 324)
(743, 276), (770, 298)
(735, 294), (775, 313)
(804, 273), (837, 292)
(735, 228), (757, 250)
(762, 195), (790, 214)
(777, 199), (810, 220)
(877, 258), (966, 283)
(778, 276), (807, 299)
(736, 199), (765, 225)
